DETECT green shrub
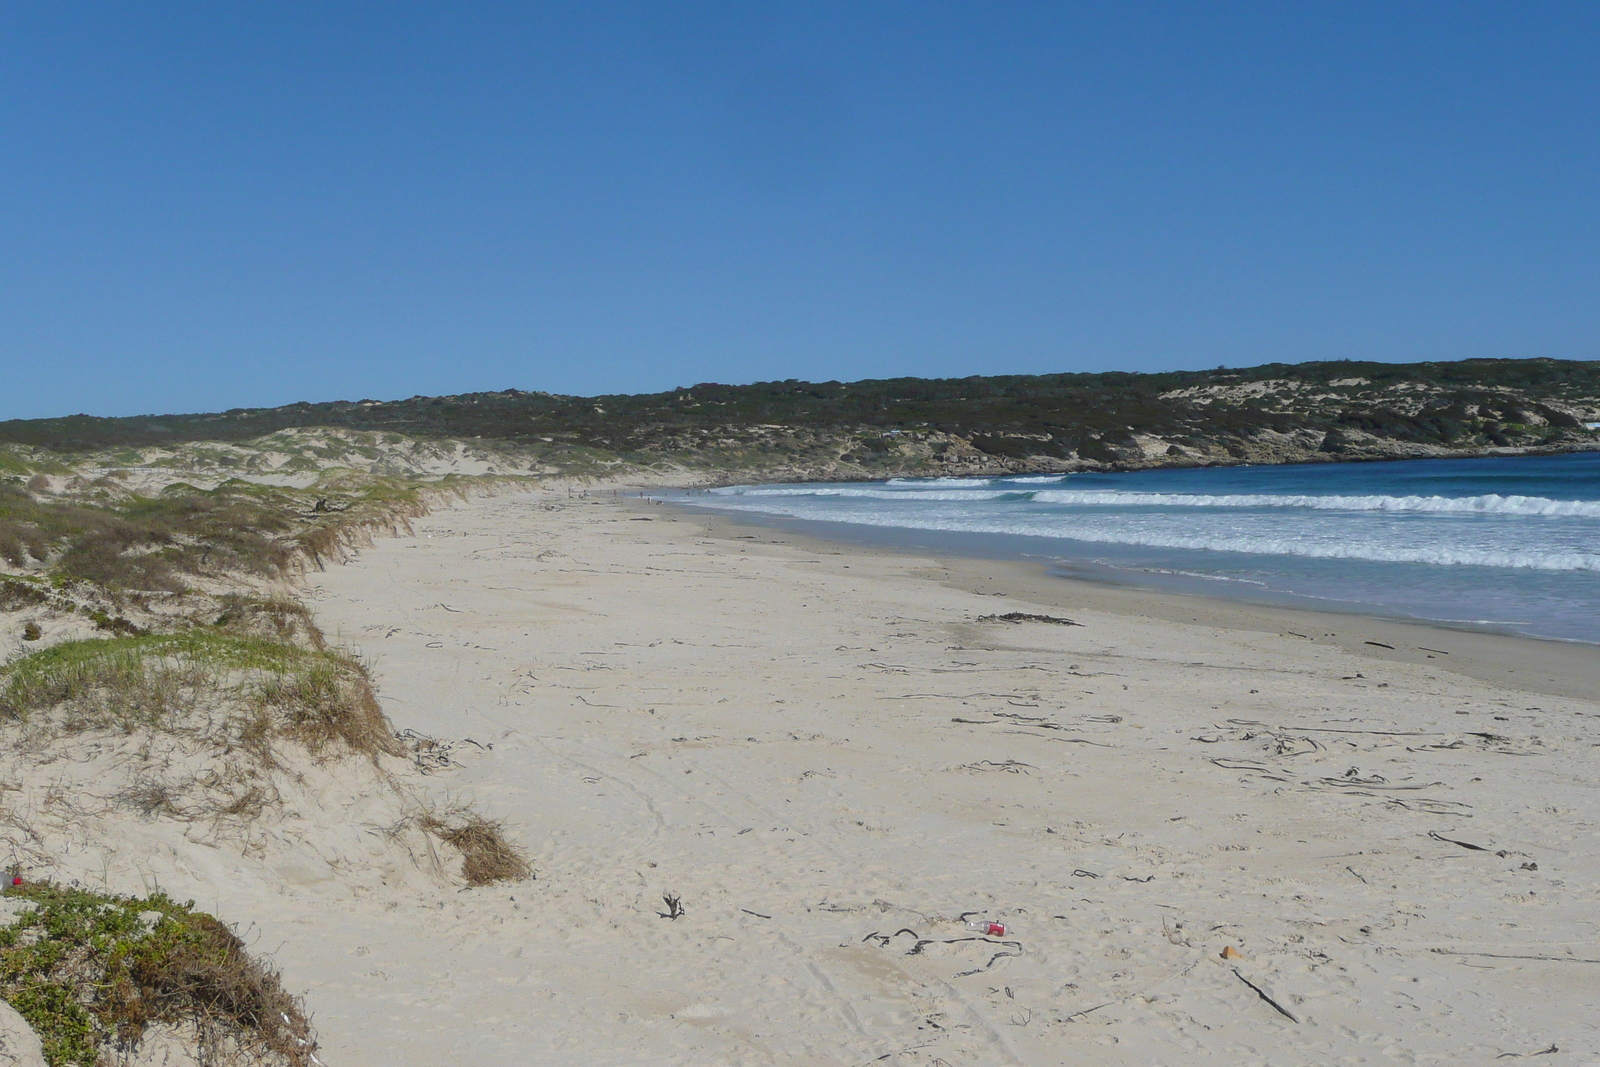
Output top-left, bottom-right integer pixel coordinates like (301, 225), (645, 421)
(0, 880), (316, 1066)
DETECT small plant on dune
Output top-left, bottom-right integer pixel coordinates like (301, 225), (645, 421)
(419, 808), (532, 887)
(212, 594), (327, 650)
(250, 654), (394, 756)
(115, 778), (188, 819)
(0, 577), (53, 611)
(0, 880), (317, 1067)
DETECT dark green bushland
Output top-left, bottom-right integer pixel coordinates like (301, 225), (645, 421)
(2, 358), (1596, 462)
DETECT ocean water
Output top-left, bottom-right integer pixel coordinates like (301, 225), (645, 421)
(681, 451), (1600, 643)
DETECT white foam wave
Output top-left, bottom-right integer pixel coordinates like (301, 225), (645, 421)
(1027, 490), (1600, 518)
(1001, 475), (1070, 484)
(885, 476), (993, 487)
(692, 494), (1600, 571)
(765, 511), (1600, 572)
(711, 486), (1018, 502)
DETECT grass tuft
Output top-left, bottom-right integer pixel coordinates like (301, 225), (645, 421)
(419, 809), (532, 886)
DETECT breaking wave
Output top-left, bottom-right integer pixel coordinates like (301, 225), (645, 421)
(884, 476), (992, 487)
(712, 486), (1022, 502)
(823, 514), (1600, 572)
(1026, 490), (1600, 517)
(719, 484), (1600, 518)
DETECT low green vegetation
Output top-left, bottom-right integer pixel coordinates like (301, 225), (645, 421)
(0, 880), (315, 1067)
(0, 629), (400, 759)
(0, 477), (437, 597)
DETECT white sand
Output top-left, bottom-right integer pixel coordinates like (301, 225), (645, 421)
(253, 487), (1597, 1065)
(12, 485), (1594, 1064)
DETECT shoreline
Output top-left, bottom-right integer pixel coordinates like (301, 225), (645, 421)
(662, 498), (1600, 704)
(255, 484), (1600, 1063)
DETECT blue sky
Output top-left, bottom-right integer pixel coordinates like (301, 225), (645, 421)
(3, 2), (1597, 420)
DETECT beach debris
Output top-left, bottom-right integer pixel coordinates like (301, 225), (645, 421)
(1429, 830), (1490, 852)
(396, 728), (455, 773)
(420, 810), (532, 885)
(1433, 948), (1600, 964)
(961, 759), (1036, 774)
(1494, 1044), (1559, 1058)
(1319, 770), (1442, 791)
(1387, 797), (1475, 817)
(1364, 640), (1396, 649)
(658, 892), (685, 920)
(1210, 757), (1270, 772)
(1220, 945), (1244, 960)
(951, 713), (1113, 744)
(863, 920), (1023, 977)
(976, 611), (1079, 625)
(1231, 968), (1299, 1022)
(1227, 724), (1323, 756)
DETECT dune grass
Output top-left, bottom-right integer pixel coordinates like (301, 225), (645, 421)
(0, 476), (449, 599)
(0, 482), (294, 593)
(0, 630), (401, 759)
(0, 880), (317, 1067)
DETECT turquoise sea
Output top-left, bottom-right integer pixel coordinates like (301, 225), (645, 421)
(681, 451), (1600, 644)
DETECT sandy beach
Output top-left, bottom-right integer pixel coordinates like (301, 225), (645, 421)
(152, 483), (1582, 1066)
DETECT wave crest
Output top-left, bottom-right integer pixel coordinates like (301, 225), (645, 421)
(1027, 490), (1600, 517)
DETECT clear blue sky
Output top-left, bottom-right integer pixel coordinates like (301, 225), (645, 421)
(4, 3), (1597, 420)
